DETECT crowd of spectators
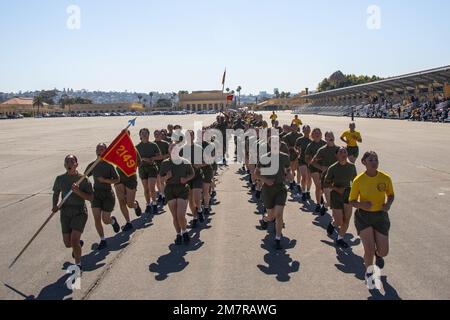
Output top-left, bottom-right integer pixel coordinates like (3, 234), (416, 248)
(360, 96), (449, 123)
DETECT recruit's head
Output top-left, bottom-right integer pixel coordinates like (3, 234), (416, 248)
(64, 155), (78, 173)
(96, 143), (107, 157)
(362, 151), (379, 171)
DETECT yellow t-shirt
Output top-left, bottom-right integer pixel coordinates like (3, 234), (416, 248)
(341, 130), (361, 147)
(349, 171), (394, 212)
(292, 118), (302, 126)
(270, 114), (278, 121)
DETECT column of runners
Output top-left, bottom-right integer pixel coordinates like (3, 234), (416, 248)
(236, 111), (395, 284)
(52, 111), (395, 286)
(52, 121), (224, 272)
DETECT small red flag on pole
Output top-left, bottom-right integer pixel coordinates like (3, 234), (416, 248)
(101, 130), (138, 177)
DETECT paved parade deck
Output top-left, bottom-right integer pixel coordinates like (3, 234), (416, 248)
(0, 112), (449, 300)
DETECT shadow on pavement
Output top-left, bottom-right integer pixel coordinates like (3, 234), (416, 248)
(148, 227), (205, 281)
(368, 276), (402, 300)
(257, 231), (300, 282)
(82, 212), (156, 272)
(321, 240), (402, 300)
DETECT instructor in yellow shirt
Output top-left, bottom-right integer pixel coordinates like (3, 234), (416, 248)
(349, 151), (395, 281)
(341, 123), (362, 163)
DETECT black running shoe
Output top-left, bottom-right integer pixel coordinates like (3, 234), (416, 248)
(336, 239), (349, 249)
(145, 205), (152, 215)
(183, 232), (190, 244)
(320, 205), (327, 216)
(327, 223), (335, 236)
(203, 207), (211, 216)
(152, 204), (158, 215)
(97, 240), (107, 251)
(255, 190), (261, 200)
(211, 191), (217, 198)
(111, 217), (120, 233)
(275, 239), (282, 250)
(157, 194), (163, 203)
(315, 204), (321, 213)
(307, 192), (311, 200)
(260, 220), (268, 230)
(122, 222), (134, 232)
(289, 182), (295, 191)
(375, 253), (385, 269)
(198, 212), (205, 223)
(191, 219), (198, 229)
(247, 169), (251, 175)
(301, 193), (307, 202)
(134, 201), (142, 217)
(175, 235), (183, 245)
(251, 184), (256, 192)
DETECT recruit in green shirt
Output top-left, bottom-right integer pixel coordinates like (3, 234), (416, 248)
(53, 173), (93, 207)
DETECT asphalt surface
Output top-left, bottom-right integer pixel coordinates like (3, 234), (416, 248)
(0, 112), (449, 300)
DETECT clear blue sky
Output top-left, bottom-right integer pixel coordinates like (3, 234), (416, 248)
(1, 0), (449, 94)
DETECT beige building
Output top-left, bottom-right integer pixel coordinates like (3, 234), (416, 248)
(0, 101), (142, 116)
(179, 90), (228, 112)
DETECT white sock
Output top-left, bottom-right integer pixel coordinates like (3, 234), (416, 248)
(275, 236), (281, 241)
(337, 235), (343, 241)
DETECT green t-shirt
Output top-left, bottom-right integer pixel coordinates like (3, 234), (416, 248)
(305, 140), (327, 161)
(86, 160), (119, 191)
(155, 140), (170, 166)
(283, 131), (303, 148)
(295, 136), (312, 162)
(53, 172), (93, 207)
(258, 152), (291, 185)
(181, 143), (204, 176)
(136, 142), (161, 167)
(159, 158), (194, 185)
(315, 145), (340, 168)
(325, 162), (358, 188)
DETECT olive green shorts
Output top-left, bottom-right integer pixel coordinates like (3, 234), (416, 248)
(308, 165), (321, 174)
(92, 189), (115, 213)
(139, 165), (159, 180)
(212, 162), (218, 173)
(202, 166), (214, 183)
(60, 206), (88, 234)
(298, 158), (307, 167)
(289, 149), (299, 162)
(118, 176), (138, 190)
(165, 184), (190, 202)
(355, 209), (391, 236)
(262, 184), (288, 210)
(330, 188), (351, 210)
(189, 171), (204, 189)
(347, 146), (360, 158)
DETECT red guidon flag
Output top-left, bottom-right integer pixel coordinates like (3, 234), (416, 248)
(101, 130), (137, 177)
(227, 95), (234, 102)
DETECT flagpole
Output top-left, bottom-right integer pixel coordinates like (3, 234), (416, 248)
(9, 118), (137, 269)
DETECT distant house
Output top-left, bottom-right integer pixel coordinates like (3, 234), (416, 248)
(1, 97), (48, 106)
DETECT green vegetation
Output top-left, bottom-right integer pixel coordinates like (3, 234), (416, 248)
(317, 71), (383, 92)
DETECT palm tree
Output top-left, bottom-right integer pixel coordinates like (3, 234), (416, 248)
(149, 92), (154, 109)
(237, 86), (242, 106)
(226, 88), (230, 93)
(33, 96), (44, 117)
(137, 94), (143, 104)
